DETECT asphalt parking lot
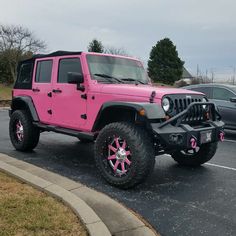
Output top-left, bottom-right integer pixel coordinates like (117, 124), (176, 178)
(0, 109), (236, 236)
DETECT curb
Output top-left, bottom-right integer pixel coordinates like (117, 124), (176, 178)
(0, 156), (111, 236)
(0, 106), (10, 110)
(0, 153), (159, 236)
(0, 99), (11, 107)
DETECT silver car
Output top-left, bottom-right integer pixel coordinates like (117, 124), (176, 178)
(183, 83), (236, 130)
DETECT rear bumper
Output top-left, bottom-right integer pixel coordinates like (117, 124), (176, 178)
(151, 101), (224, 149)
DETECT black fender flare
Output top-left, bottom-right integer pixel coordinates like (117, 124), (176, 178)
(10, 96), (39, 121)
(92, 101), (165, 131)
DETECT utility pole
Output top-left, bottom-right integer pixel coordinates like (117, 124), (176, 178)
(211, 69), (214, 83)
(229, 66), (235, 85)
(197, 64), (200, 78)
(233, 67), (235, 85)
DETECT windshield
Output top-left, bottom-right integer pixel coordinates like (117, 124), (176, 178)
(86, 55), (149, 84)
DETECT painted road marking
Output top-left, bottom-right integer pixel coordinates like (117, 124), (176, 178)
(163, 154), (236, 171)
(205, 163), (236, 171)
(224, 139), (236, 143)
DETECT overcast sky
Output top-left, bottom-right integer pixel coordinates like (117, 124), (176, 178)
(0, 0), (235, 80)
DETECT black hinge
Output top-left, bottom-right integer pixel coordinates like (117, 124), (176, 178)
(81, 94), (87, 99)
(81, 114), (87, 119)
(47, 109), (52, 115)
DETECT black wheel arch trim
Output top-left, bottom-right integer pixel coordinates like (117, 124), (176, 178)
(92, 101), (165, 132)
(10, 96), (39, 121)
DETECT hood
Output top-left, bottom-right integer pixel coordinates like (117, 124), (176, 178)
(100, 84), (203, 99)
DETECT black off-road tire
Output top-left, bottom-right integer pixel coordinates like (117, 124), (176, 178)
(171, 142), (218, 167)
(9, 110), (40, 151)
(94, 122), (155, 189)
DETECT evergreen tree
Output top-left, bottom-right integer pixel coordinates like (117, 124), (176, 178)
(88, 39), (104, 53)
(148, 38), (184, 84)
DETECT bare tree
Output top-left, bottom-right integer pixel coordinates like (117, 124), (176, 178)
(0, 24), (46, 83)
(104, 46), (129, 56)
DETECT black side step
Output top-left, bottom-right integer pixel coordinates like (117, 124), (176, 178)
(33, 122), (94, 141)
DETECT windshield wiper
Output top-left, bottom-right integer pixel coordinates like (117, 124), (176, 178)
(93, 74), (124, 83)
(120, 78), (146, 84)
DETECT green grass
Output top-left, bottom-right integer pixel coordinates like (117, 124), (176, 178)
(0, 84), (12, 100)
(0, 172), (88, 236)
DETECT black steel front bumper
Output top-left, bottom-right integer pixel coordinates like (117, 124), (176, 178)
(151, 102), (224, 150)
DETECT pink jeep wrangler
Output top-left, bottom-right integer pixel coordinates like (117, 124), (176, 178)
(9, 51), (224, 188)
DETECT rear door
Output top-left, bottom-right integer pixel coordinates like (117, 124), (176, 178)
(51, 57), (87, 129)
(31, 59), (54, 123)
(212, 87), (236, 127)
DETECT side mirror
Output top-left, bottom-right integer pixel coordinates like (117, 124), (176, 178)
(230, 97), (236, 103)
(67, 72), (84, 84)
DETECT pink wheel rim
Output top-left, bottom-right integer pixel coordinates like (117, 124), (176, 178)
(16, 120), (24, 141)
(107, 137), (132, 176)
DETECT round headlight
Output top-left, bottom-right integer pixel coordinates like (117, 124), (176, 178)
(202, 97), (208, 109)
(162, 97), (171, 112)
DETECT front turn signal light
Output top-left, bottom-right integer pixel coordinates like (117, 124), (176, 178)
(139, 109), (146, 116)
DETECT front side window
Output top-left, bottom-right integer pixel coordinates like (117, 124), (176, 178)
(191, 87), (212, 98)
(58, 58), (82, 83)
(213, 87), (234, 101)
(87, 55), (148, 84)
(35, 60), (53, 83)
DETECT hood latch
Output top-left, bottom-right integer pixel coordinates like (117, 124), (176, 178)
(149, 91), (156, 103)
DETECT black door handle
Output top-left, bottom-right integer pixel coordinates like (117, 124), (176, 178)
(52, 89), (62, 93)
(32, 88), (40, 92)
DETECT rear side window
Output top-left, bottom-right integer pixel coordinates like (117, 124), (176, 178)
(191, 87), (212, 98)
(58, 58), (82, 83)
(213, 87), (234, 101)
(35, 60), (53, 83)
(14, 62), (34, 89)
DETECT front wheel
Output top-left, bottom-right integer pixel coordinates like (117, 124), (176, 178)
(94, 122), (155, 189)
(171, 142), (218, 167)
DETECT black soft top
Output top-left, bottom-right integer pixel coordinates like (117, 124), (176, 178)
(21, 50), (82, 64)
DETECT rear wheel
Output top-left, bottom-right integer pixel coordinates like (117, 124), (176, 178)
(94, 122), (155, 189)
(171, 142), (218, 167)
(9, 110), (40, 151)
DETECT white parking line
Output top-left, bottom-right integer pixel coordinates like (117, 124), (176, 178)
(224, 139), (236, 143)
(163, 154), (236, 171)
(205, 163), (236, 171)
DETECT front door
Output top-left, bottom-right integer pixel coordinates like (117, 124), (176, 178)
(31, 59), (54, 124)
(51, 57), (87, 130)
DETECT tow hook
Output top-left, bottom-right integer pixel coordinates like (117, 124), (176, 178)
(219, 131), (225, 142)
(190, 137), (197, 149)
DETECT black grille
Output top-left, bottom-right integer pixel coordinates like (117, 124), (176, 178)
(166, 95), (206, 123)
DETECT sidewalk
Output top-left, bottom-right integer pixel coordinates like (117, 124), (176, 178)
(0, 153), (159, 236)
